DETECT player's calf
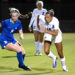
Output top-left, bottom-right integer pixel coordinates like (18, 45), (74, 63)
(55, 43), (68, 72)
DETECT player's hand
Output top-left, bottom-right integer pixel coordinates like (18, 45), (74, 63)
(29, 27), (32, 32)
(40, 26), (46, 32)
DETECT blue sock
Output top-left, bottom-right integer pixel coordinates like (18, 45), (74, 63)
(22, 54), (25, 61)
(17, 52), (25, 66)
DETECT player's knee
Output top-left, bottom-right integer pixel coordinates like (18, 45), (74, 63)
(35, 38), (38, 41)
(34, 36), (39, 41)
(22, 49), (25, 54)
(40, 37), (43, 42)
(16, 47), (22, 53)
(17, 49), (22, 53)
(39, 39), (43, 42)
(44, 49), (49, 55)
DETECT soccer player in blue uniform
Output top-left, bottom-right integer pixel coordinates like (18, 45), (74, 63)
(0, 8), (31, 71)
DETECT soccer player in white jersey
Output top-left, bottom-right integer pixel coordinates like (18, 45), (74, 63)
(37, 9), (68, 72)
(28, 1), (47, 56)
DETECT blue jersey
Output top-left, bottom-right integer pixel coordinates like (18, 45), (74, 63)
(0, 19), (22, 49)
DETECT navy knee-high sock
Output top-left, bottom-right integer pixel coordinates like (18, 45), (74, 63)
(17, 52), (25, 66)
(22, 54), (25, 61)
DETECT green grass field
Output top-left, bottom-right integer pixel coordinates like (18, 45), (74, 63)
(0, 33), (75, 75)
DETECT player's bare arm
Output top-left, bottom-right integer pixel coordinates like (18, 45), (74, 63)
(40, 26), (58, 36)
(37, 15), (40, 29)
(0, 23), (2, 28)
(19, 29), (24, 40)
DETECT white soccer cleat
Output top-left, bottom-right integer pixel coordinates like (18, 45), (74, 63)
(53, 57), (58, 68)
(34, 50), (39, 56)
(39, 53), (42, 56)
(35, 53), (39, 56)
(63, 66), (68, 72)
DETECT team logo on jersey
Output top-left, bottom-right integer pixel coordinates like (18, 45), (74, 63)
(33, 26), (36, 29)
(47, 28), (51, 31)
(45, 36), (47, 39)
(52, 25), (54, 29)
(42, 12), (45, 15)
(11, 30), (14, 33)
(4, 41), (7, 44)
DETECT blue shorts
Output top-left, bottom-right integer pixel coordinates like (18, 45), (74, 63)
(0, 36), (17, 49)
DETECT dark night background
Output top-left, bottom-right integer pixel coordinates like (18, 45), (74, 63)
(0, 0), (75, 33)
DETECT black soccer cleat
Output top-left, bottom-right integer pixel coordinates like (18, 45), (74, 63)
(18, 65), (31, 71)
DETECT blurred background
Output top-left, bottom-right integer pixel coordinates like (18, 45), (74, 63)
(0, 0), (75, 33)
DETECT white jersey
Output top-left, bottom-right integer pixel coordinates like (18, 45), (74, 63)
(39, 15), (62, 43)
(29, 8), (47, 31)
(39, 15), (62, 34)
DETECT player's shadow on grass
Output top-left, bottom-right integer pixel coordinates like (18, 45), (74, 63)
(26, 55), (36, 57)
(20, 68), (62, 75)
(21, 72), (51, 75)
(2, 55), (35, 58)
(32, 67), (53, 72)
(0, 66), (21, 73)
(2, 56), (16, 58)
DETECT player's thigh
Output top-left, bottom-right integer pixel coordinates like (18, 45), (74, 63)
(39, 32), (44, 42)
(33, 31), (39, 41)
(15, 42), (25, 54)
(44, 41), (51, 54)
(5, 43), (22, 52)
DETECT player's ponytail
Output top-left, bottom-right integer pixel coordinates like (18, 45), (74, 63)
(9, 7), (21, 16)
(9, 7), (32, 19)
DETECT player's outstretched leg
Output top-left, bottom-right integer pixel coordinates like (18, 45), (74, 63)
(5, 43), (31, 71)
(44, 41), (57, 68)
(55, 42), (68, 72)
